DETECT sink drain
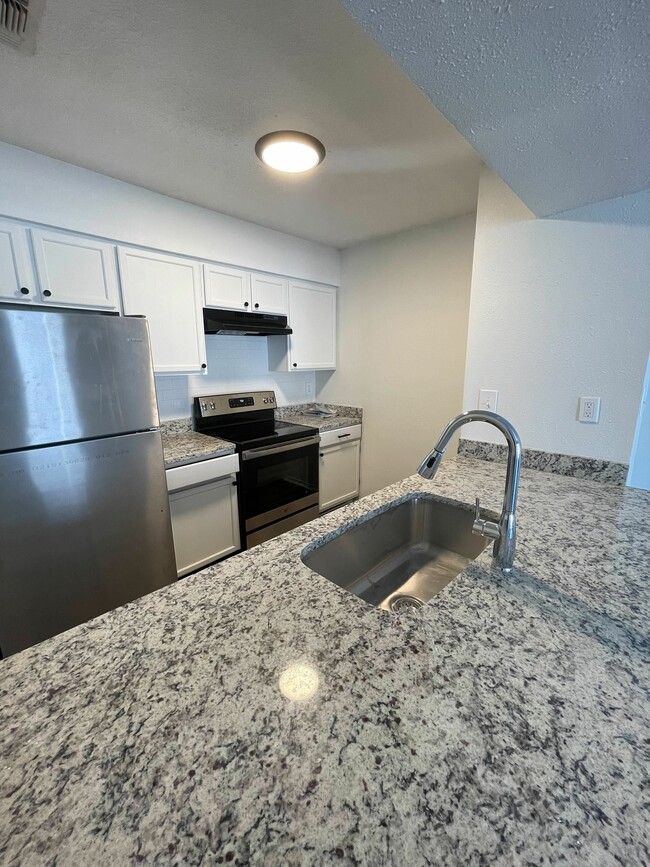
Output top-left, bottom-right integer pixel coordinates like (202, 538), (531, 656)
(390, 595), (424, 613)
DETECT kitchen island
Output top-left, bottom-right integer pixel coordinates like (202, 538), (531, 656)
(1, 457), (648, 865)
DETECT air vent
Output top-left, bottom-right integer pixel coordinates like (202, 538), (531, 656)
(0, 0), (43, 53)
(0, 0), (28, 45)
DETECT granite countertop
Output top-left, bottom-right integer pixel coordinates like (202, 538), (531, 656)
(1, 458), (648, 865)
(161, 430), (235, 469)
(160, 419), (235, 469)
(275, 402), (362, 433)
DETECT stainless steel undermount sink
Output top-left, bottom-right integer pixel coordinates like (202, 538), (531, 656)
(301, 494), (492, 612)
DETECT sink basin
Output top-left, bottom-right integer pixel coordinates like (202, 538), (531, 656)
(301, 494), (491, 611)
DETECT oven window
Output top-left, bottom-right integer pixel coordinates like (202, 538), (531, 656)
(242, 444), (318, 520)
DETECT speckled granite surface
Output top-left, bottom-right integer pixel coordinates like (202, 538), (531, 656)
(161, 417), (194, 435)
(1, 458), (648, 865)
(275, 402), (362, 432)
(458, 438), (629, 485)
(161, 421), (235, 469)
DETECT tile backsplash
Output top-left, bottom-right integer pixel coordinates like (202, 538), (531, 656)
(155, 335), (316, 420)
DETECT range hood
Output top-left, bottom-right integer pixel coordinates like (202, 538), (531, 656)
(203, 308), (292, 336)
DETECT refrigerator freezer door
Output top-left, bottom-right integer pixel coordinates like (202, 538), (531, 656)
(0, 430), (176, 656)
(0, 309), (159, 452)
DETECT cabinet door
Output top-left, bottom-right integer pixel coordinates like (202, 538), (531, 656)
(118, 247), (207, 374)
(31, 228), (120, 310)
(319, 440), (360, 512)
(168, 475), (240, 577)
(288, 282), (336, 369)
(251, 272), (288, 314)
(204, 263), (251, 311)
(0, 220), (38, 304)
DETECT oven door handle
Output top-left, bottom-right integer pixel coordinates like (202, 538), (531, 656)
(242, 435), (321, 461)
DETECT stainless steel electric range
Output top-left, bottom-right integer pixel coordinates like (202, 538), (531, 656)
(194, 391), (319, 548)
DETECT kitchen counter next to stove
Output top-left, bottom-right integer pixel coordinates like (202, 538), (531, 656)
(275, 402), (362, 432)
(160, 418), (235, 469)
(1, 458), (648, 865)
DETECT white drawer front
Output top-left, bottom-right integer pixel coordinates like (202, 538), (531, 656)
(166, 452), (239, 492)
(319, 424), (362, 449)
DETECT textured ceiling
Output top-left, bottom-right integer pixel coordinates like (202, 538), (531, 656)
(0, 0), (480, 248)
(338, 0), (650, 216)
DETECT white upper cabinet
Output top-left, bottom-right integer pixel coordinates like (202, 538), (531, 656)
(30, 228), (120, 310)
(118, 247), (207, 375)
(0, 219), (38, 304)
(204, 263), (251, 311)
(204, 263), (288, 315)
(269, 281), (336, 371)
(250, 272), (288, 315)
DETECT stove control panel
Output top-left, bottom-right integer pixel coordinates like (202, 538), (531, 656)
(195, 390), (276, 418)
(229, 396), (254, 408)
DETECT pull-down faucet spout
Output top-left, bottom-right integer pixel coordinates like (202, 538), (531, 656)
(417, 410), (522, 572)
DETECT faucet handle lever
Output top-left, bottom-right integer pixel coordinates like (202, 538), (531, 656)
(474, 496), (481, 521)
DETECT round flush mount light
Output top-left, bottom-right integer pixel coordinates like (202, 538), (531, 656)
(255, 130), (326, 174)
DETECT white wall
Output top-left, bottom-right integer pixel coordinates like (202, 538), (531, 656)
(0, 142), (340, 285)
(462, 167), (650, 464)
(317, 215), (476, 496)
(156, 336), (314, 421)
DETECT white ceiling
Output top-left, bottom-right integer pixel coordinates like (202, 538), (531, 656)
(0, 0), (480, 248)
(339, 0), (650, 216)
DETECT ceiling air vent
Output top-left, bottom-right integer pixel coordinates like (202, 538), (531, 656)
(0, 0), (44, 53)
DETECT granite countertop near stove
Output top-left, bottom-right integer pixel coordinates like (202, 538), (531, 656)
(160, 418), (235, 469)
(275, 402), (362, 432)
(1, 458), (648, 865)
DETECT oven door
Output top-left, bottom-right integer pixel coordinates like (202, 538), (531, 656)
(240, 436), (320, 535)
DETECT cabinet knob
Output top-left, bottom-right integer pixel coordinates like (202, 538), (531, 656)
(292, 363), (297, 368)
(43, 289), (52, 297)
(254, 303), (259, 309)
(232, 480), (238, 487)
(20, 287), (29, 295)
(201, 363), (207, 369)
(244, 301), (249, 308)
(320, 453), (324, 457)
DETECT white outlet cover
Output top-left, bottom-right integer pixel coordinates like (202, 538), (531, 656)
(578, 396), (601, 424)
(478, 389), (499, 412)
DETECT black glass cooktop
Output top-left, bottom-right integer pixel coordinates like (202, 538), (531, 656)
(202, 420), (316, 450)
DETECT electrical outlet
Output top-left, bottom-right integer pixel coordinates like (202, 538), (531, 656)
(478, 389), (499, 412)
(305, 380), (314, 397)
(578, 397), (601, 424)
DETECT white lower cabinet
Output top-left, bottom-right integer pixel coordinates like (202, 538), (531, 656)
(166, 455), (241, 577)
(118, 247), (207, 374)
(319, 425), (361, 512)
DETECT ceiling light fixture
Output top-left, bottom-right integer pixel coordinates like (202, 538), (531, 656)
(255, 131), (326, 174)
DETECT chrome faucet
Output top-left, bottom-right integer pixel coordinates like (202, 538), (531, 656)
(417, 410), (522, 572)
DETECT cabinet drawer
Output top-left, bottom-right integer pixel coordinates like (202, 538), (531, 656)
(319, 424), (362, 449)
(166, 453), (239, 492)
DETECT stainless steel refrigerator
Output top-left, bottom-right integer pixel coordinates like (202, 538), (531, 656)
(0, 308), (176, 657)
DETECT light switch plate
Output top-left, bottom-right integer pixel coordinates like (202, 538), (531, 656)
(305, 380), (314, 397)
(578, 397), (601, 423)
(478, 389), (499, 412)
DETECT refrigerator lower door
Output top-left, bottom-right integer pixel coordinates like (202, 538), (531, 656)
(0, 431), (176, 656)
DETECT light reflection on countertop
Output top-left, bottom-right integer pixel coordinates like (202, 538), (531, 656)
(278, 662), (320, 702)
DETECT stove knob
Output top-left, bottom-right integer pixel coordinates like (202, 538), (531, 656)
(263, 398), (268, 404)
(201, 402), (207, 410)
(209, 402), (216, 409)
